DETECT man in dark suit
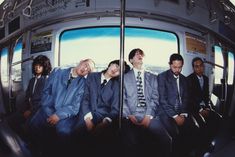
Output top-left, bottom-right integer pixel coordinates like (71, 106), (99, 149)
(158, 53), (198, 156)
(187, 57), (222, 153)
(122, 48), (171, 157)
(74, 60), (129, 157)
(6, 55), (52, 138)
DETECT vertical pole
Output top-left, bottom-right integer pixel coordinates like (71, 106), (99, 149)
(119, 0), (125, 129)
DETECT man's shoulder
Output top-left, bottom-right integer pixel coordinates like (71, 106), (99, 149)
(87, 72), (100, 79)
(144, 70), (157, 77)
(52, 67), (71, 73)
(124, 69), (134, 77)
(187, 72), (195, 78)
(158, 70), (169, 78)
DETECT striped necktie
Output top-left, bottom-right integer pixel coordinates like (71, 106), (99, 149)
(136, 71), (146, 107)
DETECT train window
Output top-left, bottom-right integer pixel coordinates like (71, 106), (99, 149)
(214, 46), (224, 84)
(11, 38), (23, 82)
(125, 27), (178, 74)
(228, 52), (234, 85)
(0, 48), (9, 87)
(60, 27), (178, 73)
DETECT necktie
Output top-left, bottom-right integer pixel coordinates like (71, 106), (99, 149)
(101, 79), (107, 88)
(32, 77), (38, 94)
(136, 71), (146, 107)
(175, 76), (181, 113)
(199, 77), (203, 89)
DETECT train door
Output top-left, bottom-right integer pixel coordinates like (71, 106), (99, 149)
(226, 50), (234, 116)
(212, 45), (226, 115)
(0, 37), (23, 114)
(0, 47), (10, 113)
(9, 37), (23, 112)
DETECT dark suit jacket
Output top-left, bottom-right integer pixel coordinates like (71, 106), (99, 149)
(187, 73), (210, 113)
(80, 72), (119, 125)
(157, 70), (190, 117)
(23, 76), (47, 114)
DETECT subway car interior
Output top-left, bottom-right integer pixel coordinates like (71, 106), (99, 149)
(0, 0), (235, 156)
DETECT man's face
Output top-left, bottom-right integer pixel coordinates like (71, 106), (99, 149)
(107, 63), (120, 78)
(34, 64), (43, 75)
(193, 60), (204, 76)
(130, 51), (144, 66)
(76, 60), (94, 76)
(170, 60), (183, 76)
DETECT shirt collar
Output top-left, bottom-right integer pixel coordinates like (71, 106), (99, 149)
(35, 75), (42, 79)
(101, 73), (111, 83)
(133, 68), (144, 77)
(196, 75), (203, 80)
(70, 68), (79, 78)
(173, 74), (179, 79)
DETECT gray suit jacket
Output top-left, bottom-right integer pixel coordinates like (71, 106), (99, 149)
(158, 70), (189, 117)
(123, 70), (159, 118)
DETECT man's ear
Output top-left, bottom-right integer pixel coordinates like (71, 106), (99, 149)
(129, 59), (133, 64)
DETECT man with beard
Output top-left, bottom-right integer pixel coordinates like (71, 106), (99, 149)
(158, 53), (198, 157)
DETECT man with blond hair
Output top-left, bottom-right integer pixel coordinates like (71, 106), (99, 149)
(30, 59), (95, 138)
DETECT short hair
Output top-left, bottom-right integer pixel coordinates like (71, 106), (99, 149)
(128, 48), (145, 62)
(108, 60), (120, 67)
(192, 57), (203, 67)
(169, 53), (184, 65)
(81, 58), (95, 72)
(32, 55), (52, 76)
(104, 59), (130, 74)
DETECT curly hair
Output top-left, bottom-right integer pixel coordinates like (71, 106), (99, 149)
(32, 55), (52, 76)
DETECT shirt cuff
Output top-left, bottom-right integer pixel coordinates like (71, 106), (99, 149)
(199, 108), (204, 112)
(173, 115), (178, 118)
(146, 115), (153, 119)
(180, 113), (188, 117)
(103, 117), (112, 123)
(84, 112), (93, 121)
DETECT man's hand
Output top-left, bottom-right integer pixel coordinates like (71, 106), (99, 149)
(47, 114), (60, 125)
(200, 109), (209, 118)
(85, 118), (95, 131)
(140, 116), (151, 128)
(174, 115), (185, 126)
(128, 115), (139, 125)
(23, 110), (31, 119)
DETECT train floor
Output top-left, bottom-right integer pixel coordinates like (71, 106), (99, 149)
(0, 116), (235, 157)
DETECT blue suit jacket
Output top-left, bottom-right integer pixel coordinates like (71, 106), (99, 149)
(123, 70), (159, 118)
(157, 70), (190, 117)
(80, 72), (119, 124)
(23, 76), (47, 114)
(41, 67), (85, 120)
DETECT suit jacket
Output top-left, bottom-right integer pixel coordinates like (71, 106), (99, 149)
(157, 70), (189, 117)
(80, 72), (119, 125)
(123, 70), (159, 118)
(23, 76), (47, 114)
(41, 67), (85, 120)
(187, 73), (210, 113)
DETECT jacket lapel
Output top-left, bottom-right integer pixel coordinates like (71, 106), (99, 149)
(144, 72), (150, 100)
(63, 68), (72, 88)
(167, 70), (178, 95)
